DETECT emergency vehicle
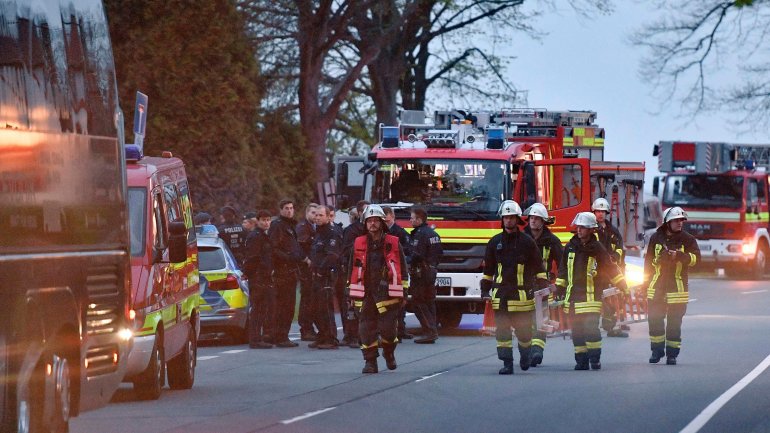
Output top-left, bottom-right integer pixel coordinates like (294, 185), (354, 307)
(338, 109), (644, 327)
(653, 141), (770, 278)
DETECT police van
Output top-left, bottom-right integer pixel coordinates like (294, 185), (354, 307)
(123, 148), (200, 400)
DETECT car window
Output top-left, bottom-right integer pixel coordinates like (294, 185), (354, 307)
(198, 246), (226, 271)
(222, 243), (241, 271)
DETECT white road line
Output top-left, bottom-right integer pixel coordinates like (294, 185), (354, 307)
(688, 299), (698, 303)
(415, 371), (447, 383)
(741, 290), (768, 295)
(221, 349), (246, 354)
(680, 353), (770, 433)
(197, 355), (219, 361)
(280, 407), (336, 424)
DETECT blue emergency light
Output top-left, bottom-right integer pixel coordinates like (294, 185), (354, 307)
(125, 143), (142, 161)
(381, 126), (400, 148)
(196, 224), (219, 236)
(486, 128), (505, 150)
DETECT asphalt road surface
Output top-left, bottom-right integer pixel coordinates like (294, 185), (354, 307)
(72, 277), (770, 433)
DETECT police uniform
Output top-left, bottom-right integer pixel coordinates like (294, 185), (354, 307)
(269, 215), (303, 346)
(645, 217), (700, 364)
(296, 217), (317, 339)
(242, 227), (274, 347)
(218, 222), (247, 264)
(596, 221), (626, 335)
(482, 229), (548, 374)
(409, 222), (442, 342)
(310, 222), (342, 346)
(523, 224), (563, 366)
(556, 233), (627, 370)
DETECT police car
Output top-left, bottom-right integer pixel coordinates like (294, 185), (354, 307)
(196, 224), (250, 343)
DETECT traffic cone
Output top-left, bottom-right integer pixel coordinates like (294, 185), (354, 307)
(481, 300), (496, 336)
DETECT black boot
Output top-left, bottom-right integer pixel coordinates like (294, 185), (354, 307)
(519, 346), (531, 371)
(382, 342), (397, 371)
(590, 358), (601, 370)
(574, 353), (589, 371)
(530, 346), (544, 367)
(499, 360), (513, 375)
(361, 347), (379, 374)
(649, 349), (665, 364)
(362, 359), (378, 373)
(588, 348), (601, 370)
(666, 356), (677, 365)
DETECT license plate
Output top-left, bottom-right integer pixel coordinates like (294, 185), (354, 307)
(697, 242), (712, 252)
(435, 277), (451, 287)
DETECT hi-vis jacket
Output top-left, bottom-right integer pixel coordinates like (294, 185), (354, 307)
(556, 236), (626, 315)
(482, 230), (548, 312)
(348, 234), (408, 311)
(644, 226), (700, 304)
(524, 226), (563, 282)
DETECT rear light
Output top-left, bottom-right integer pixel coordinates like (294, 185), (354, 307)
(128, 309), (136, 320)
(209, 274), (240, 290)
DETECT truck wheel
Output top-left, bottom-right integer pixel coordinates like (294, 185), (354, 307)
(50, 354), (71, 433)
(751, 243), (768, 280)
(437, 308), (463, 330)
(133, 334), (164, 400)
(167, 325), (196, 390)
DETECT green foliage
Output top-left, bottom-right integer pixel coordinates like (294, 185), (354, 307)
(104, 0), (310, 215)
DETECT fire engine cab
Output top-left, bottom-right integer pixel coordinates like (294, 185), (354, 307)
(653, 141), (770, 278)
(336, 109), (644, 327)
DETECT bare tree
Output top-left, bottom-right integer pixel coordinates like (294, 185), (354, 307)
(632, 0), (770, 127)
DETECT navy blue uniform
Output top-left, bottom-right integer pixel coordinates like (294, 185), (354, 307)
(242, 228), (273, 345)
(269, 216), (303, 344)
(296, 218), (317, 337)
(409, 223), (442, 339)
(310, 223), (343, 345)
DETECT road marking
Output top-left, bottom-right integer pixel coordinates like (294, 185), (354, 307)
(197, 355), (219, 361)
(221, 349), (246, 354)
(415, 371), (448, 383)
(680, 352), (770, 433)
(741, 289), (768, 295)
(688, 299), (698, 303)
(280, 407), (336, 424)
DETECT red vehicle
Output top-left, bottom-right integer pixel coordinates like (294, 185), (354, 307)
(653, 141), (770, 278)
(339, 109), (644, 327)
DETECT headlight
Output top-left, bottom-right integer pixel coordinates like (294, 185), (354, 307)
(742, 242), (755, 256)
(118, 328), (133, 341)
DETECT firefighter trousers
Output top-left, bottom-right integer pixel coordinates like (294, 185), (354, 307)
(570, 312), (601, 362)
(494, 310), (533, 361)
(273, 268), (298, 343)
(648, 299), (686, 358)
(356, 297), (399, 356)
(312, 279), (337, 344)
(248, 282), (274, 345)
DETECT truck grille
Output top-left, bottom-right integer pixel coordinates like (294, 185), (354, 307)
(85, 264), (122, 376)
(438, 243), (486, 272)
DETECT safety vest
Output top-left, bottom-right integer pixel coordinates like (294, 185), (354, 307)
(349, 234), (404, 299)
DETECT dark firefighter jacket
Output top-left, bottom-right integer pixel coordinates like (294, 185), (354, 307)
(482, 230), (548, 312)
(644, 225), (700, 304)
(556, 235), (627, 315)
(524, 225), (563, 282)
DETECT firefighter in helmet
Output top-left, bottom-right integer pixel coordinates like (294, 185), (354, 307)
(522, 203), (563, 367)
(555, 212), (628, 370)
(481, 200), (549, 375)
(592, 197), (628, 338)
(645, 207), (700, 365)
(347, 204), (409, 373)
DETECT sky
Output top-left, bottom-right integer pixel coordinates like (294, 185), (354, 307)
(502, 1), (769, 189)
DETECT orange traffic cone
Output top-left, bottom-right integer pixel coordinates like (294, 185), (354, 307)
(481, 300), (496, 336)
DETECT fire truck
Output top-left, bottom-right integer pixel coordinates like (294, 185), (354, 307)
(336, 109), (644, 327)
(653, 141), (770, 278)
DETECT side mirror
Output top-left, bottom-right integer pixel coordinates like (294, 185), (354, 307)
(652, 177), (659, 196)
(168, 221), (188, 264)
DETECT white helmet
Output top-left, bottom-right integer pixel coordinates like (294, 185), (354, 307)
(663, 206), (687, 224)
(362, 204), (386, 221)
(572, 212), (598, 228)
(591, 198), (611, 212)
(523, 203), (555, 224)
(498, 200), (523, 217)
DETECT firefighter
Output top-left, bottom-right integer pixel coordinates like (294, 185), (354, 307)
(555, 212), (628, 370)
(481, 200), (549, 375)
(408, 206), (443, 344)
(592, 198), (628, 338)
(269, 199), (303, 348)
(309, 205), (342, 349)
(383, 205), (413, 341)
(296, 203), (319, 341)
(243, 210), (274, 349)
(348, 205), (408, 373)
(339, 200), (369, 348)
(645, 207), (700, 365)
(217, 205), (248, 264)
(522, 203), (563, 367)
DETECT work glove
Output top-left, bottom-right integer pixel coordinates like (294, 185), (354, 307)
(480, 279), (492, 300)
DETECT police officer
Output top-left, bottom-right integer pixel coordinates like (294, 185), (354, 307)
(348, 205), (408, 373)
(408, 206), (442, 344)
(218, 205), (247, 263)
(592, 198), (628, 338)
(269, 199), (304, 348)
(555, 212), (628, 371)
(383, 205), (413, 341)
(296, 203), (319, 341)
(645, 207), (700, 365)
(242, 210), (275, 349)
(339, 200), (369, 348)
(308, 205), (342, 349)
(481, 200), (548, 375)
(522, 203), (563, 367)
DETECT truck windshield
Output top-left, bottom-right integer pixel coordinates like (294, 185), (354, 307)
(128, 188), (147, 257)
(663, 174), (744, 209)
(372, 159), (509, 220)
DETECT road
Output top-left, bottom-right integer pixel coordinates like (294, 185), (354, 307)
(72, 277), (770, 433)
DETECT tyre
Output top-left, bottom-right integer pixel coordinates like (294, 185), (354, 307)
(437, 308), (463, 330)
(167, 325), (196, 390)
(750, 243), (768, 280)
(133, 334), (164, 400)
(49, 354), (71, 433)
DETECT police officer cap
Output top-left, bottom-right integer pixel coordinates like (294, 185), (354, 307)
(244, 211), (257, 220)
(220, 205), (237, 216)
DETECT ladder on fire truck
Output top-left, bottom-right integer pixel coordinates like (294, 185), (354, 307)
(656, 141), (770, 173)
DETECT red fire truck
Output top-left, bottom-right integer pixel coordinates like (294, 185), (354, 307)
(336, 109), (645, 327)
(653, 141), (770, 278)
